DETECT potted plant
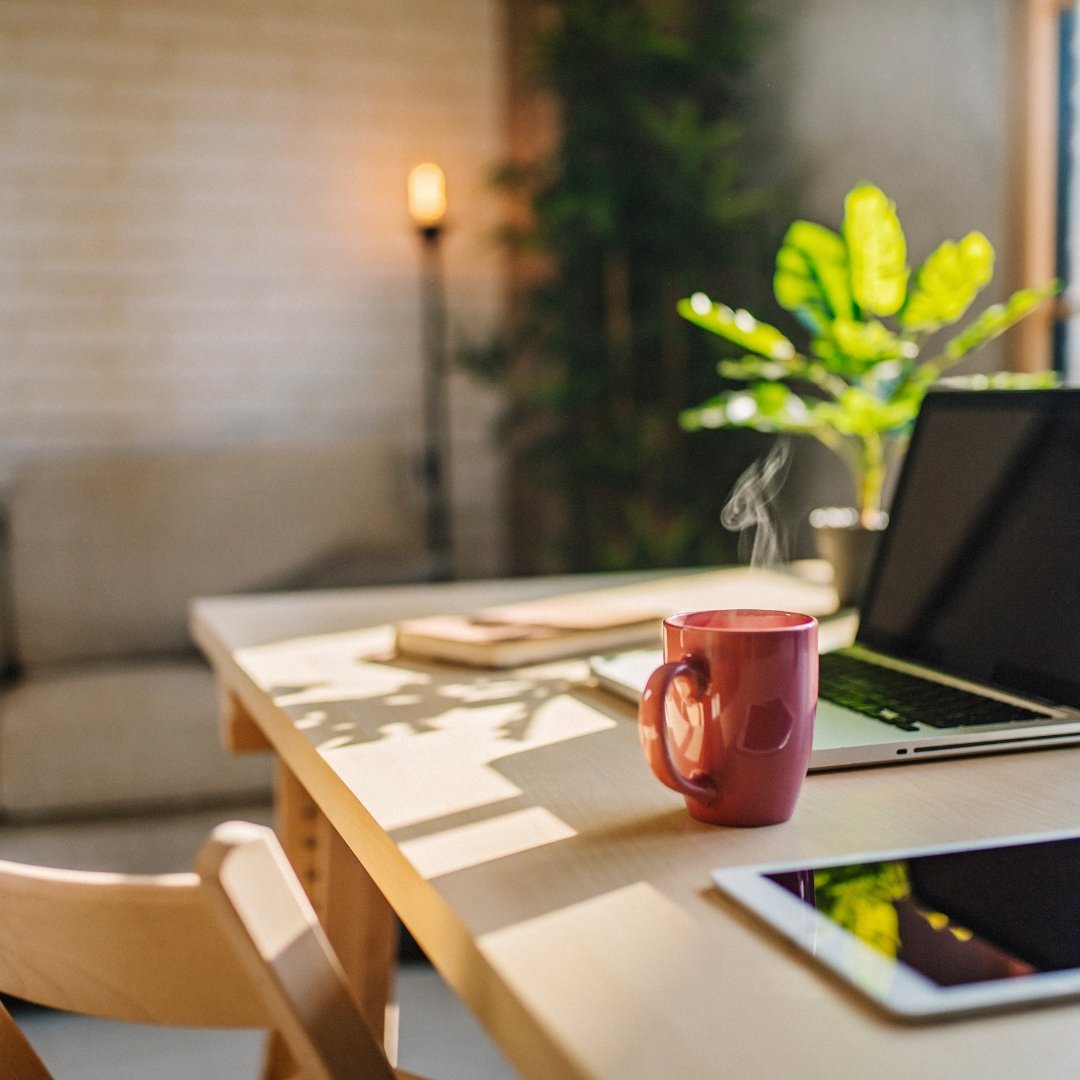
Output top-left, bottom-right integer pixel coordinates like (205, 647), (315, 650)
(678, 182), (1058, 601)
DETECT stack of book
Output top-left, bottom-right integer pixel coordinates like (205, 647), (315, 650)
(394, 566), (838, 668)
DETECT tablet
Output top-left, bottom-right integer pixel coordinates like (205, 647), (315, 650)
(712, 828), (1080, 1021)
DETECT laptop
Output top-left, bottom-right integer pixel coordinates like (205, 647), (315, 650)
(590, 388), (1080, 770)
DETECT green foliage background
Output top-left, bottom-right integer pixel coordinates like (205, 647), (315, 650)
(462, 0), (778, 573)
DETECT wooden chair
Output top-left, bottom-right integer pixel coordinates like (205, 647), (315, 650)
(0, 820), (425, 1080)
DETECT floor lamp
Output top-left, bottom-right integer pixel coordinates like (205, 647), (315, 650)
(407, 162), (453, 581)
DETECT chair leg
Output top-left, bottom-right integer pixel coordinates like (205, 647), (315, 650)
(259, 1030), (296, 1080)
(0, 1000), (52, 1080)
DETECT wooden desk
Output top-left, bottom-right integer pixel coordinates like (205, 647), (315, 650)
(192, 571), (1080, 1080)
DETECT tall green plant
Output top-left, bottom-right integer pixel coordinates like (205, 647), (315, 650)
(463, 0), (774, 573)
(680, 183), (1058, 525)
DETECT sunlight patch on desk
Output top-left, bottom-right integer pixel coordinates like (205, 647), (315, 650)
(295, 710), (327, 730)
(439, 676), (541, 704)
(238, 632), (429, 702)
(385, 693), (423, 706)
(318, 735), (355, 751)
(316, 692), (616, 831)
(480, 881), (711, 1078)
(499, 693), (616, 753)
(399, 806), (576, 878)
(269, 665), (432, 708)
(315, 703), (527, 830)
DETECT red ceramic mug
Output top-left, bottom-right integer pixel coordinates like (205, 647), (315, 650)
(638, 609), (818, 826)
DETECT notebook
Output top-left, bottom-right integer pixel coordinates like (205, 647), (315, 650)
(590, 388), (1080, 770)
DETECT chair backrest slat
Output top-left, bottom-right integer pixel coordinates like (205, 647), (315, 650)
(199, 822), (399, 1080)
(0, 861), (263, 1026)
(0, 821), (411, 1080)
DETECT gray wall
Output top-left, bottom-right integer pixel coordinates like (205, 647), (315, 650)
(741, 0), (1016, 547)
(752, 1), (1011, 285)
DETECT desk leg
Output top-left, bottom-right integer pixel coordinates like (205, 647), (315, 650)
(218, 687), (273, 754)
(216, 690), (399, 1078)
(274, 758), (399, 1043)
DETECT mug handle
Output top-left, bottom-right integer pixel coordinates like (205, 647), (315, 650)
(638, 658), (719, 806)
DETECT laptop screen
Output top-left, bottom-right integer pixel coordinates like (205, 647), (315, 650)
(856, 388), (1080, 709)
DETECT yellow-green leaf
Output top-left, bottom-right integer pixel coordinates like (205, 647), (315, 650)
(900, 232), (994, 332)
(843, 184), (909, 317)
(676, 294), (796, 362)
(830, 318), (911, 365)
(942, 281), (1059, 362)
(680, 385), (821, 438)
(774, 220), (854, 332)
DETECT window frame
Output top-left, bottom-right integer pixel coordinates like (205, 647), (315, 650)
(1009, 0), (1071, 373)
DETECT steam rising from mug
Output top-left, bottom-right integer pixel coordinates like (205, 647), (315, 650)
(721, 438), (791, 568)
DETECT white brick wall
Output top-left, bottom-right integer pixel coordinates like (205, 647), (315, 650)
(0, 0), (507, 577)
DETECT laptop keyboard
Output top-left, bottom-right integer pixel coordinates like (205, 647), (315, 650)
(818, 651), (1046, 731)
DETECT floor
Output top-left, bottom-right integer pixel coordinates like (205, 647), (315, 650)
(0, 802), (518, 1080)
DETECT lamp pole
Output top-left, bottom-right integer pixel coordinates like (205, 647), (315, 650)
(408, 163), (453, 581)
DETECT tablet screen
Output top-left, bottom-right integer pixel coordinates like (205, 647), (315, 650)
(713, 830), (1080, 1019)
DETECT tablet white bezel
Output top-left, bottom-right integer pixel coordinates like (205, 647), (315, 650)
(711, 827), (1080, 1021)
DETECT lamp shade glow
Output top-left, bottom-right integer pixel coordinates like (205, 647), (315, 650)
(407, 163), (447, 228)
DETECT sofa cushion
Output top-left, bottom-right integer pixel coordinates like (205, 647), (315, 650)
(9, 439), (426, 667)
(0, 658), (273, 819)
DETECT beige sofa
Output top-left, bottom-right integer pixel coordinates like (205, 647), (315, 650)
(0, 438), (430, 820)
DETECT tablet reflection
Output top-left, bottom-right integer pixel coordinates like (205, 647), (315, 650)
(768, 859), (1037, 987)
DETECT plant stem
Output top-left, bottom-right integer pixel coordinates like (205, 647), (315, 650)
(859, 432), (886, 527)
